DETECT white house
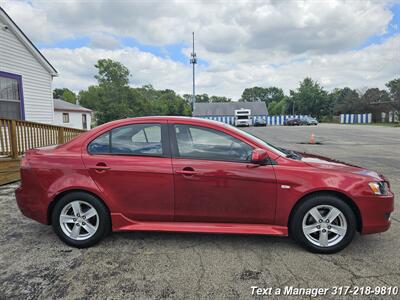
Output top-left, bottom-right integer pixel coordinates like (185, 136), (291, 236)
(53, 99), (92, 130)
(0, 7), (58, 123)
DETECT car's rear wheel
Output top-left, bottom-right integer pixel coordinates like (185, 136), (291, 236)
(51, 192), (110, 248)
(290, 194), (356, 254)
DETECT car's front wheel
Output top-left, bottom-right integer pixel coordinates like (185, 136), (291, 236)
(290, 194), (356, 254)
(51, 192), (110, 248)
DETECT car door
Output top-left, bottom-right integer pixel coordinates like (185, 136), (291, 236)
(170, 123), (277, 224)
(82, 122), (174, 221)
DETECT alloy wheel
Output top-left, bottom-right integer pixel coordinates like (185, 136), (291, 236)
(59, 200), (99, 241)
(302, 205), (347, 247)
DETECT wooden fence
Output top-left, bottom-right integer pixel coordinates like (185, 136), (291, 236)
(0, 118), (85, 159)
(0, 118), (85, 185)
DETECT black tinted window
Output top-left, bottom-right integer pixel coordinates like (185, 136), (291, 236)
(174, 125), (252, 162)
(88, 132), (110, 154)
(111, 124), (162, 156)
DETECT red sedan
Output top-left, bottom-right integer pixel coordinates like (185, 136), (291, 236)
(16, 117), (394, 253)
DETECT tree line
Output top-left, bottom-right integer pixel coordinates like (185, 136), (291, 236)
(54, 59), (400, 125)
(240, 78), (400, 121)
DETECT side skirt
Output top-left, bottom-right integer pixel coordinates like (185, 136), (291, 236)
(111, 213), (288, 236)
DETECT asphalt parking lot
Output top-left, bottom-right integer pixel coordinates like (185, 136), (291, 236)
(0, 123), (399, 299)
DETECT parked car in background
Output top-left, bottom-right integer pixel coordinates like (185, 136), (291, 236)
(300, 116), (318, 125)
(285, 117), (301, 126)
(16, 116), (394, 253)
(253, 118), (267, 127)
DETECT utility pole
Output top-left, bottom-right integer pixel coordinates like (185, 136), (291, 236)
(190, 32), (197, 111)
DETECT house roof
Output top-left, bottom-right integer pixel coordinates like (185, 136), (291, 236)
(0, 7), (58, 76)
(193, 102), (268, 116)
(54, 99), (92, 113)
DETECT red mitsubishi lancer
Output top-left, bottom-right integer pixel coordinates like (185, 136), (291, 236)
(15, 117), (394, 253)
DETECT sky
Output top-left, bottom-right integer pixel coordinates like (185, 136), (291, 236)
(1, 0), (399, 100)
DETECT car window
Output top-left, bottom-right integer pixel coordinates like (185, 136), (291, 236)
(221, 124), (287, 157)
(88, 132), (110, 154)
(88, 124), (163, 156)
(174, 124), (253, 162)
(112, 124), (162, 155)
(131, 125), (161, 143)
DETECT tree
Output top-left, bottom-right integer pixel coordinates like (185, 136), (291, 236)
(182, 93), (231, 104)
(95, 59), (130, 87)
(80, 61), (192, 125)
(196, 94), (210, 103)
(360, 88), (392, 121)
(268, 98), (287, 115)
(53, 88), (66, 99)
(361, 88), (390, 105)
(62, 89), (77, 104)
(53, 88), (77, 104)
(209, 95), (231, 103)
(79, 85), (103, 109)
(329, 87), (360, 115)
(71, 60), (400, 124)
(289, 78), (329, 117)
(182, 94), (193, 104)
(386, 78), (400, 110)
(240, 86), (284, 106)
(79, 59), (134, 124)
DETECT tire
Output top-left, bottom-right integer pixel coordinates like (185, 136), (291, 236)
(289, 194), (356, 254)
(51, 192), (111, 248)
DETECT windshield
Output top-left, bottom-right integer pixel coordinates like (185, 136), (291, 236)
(223, 124), (287, 157)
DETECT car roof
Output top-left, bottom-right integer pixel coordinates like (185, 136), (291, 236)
(104, 116), (224, 127)
(79, 116), (228, 139)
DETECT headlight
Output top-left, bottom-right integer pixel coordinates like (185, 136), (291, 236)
(368, 182), (388, 195)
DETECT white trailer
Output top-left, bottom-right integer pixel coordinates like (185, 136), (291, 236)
(234, 108), (252, 126)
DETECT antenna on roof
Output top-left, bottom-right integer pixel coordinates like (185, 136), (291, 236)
(190, 32), (197, 112)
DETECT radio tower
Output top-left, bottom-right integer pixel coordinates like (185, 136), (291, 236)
(190, 32), (197, 111)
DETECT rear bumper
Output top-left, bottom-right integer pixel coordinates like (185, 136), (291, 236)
(356, 192), (394, 234)
(15, 168), (48, 224)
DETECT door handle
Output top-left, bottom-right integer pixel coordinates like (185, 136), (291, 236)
(176, 167), (198, 176)
(94, 162), (111, 171)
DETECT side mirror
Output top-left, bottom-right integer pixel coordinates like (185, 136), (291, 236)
(251, 148), (269, 164)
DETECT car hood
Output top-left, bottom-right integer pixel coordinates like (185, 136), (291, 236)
(299, 152), (383, 180)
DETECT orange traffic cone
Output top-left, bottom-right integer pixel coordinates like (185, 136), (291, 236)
(309, 132), (315, 144)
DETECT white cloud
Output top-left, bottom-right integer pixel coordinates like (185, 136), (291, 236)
(2, 0), (394, 55)
(43, 47), (192, 94)
(2, 0), (398, 99)
(43, 35), (399, 100)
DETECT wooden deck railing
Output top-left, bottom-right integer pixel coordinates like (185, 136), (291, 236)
(0, 118), (85, 159)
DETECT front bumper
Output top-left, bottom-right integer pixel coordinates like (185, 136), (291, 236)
(356, 192), (394, 234)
